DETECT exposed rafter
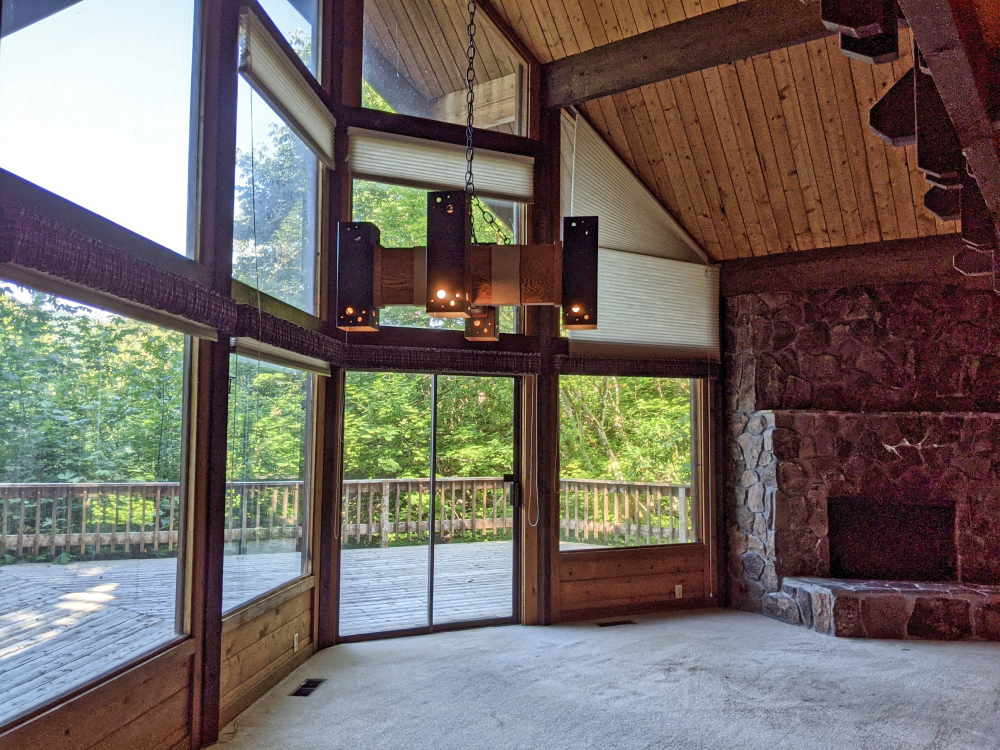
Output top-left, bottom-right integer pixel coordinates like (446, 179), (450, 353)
(542, 0), (830, 108)
(897, 0), (1000, 227)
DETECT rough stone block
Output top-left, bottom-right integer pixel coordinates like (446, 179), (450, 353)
(742, 553), (765, 581)
(860, 596), (909, 639)
(760, 562), (779, 593)
(796, 587), (814, 628)
(973, 601), (1000, 641)
(812, 591), (833, 634)
(762, 593), (801, 625)
(832, 595), (863, 638)
(907, 597), (972, 640)
(777, 462), (810, 495)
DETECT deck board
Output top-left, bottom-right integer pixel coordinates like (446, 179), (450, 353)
(0, 541), (517, 727)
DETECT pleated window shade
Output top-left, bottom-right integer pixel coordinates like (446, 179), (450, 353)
(561, 112), (705, 264)
(348, 128), (534, 203)
(567, 249), (720, 361)
(238, 7), (336, 169)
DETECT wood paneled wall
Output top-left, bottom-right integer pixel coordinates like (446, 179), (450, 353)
(557, 544), (711, 620)
(219, 578), (317, 727)
(0, 642), (195, 750)
(488, 0), (959, 260)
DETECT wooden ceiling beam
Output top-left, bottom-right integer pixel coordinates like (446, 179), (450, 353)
(897, 0), (1000, 225)
(542, 0), (831, 108)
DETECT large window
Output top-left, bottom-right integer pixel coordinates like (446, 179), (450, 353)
(222, 353), (313, 612)
(232, 81), (320, 313)
(558, 375), (698, 550)
(258, 0), (319, 75)
(0, 284), (187, 726)
(351, 178), (519, 332)
(362, 0), (524, 135)
(0, 0), (199, 255)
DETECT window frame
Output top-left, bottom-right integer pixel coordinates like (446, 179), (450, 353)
(555, 374), (714, 555)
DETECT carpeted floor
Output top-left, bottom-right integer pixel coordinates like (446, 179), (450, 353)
(211, 609), (1000, 750)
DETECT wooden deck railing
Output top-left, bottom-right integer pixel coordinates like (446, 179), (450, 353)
(558, 479), (696, 545)
(0, 477), (694, 558)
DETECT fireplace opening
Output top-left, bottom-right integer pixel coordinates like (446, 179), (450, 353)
(827, 497), (956, 581)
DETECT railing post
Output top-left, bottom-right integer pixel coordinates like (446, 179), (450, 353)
(679, 486), (688, 543)
(381, 481), (390, 548)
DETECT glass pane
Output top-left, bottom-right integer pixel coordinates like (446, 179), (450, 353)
(0, 284), (185, 726)
(258, 0), (319, 75)
(0, 0), (198, 255)
(362, 0), (524, 135)
(233, 80), (319, 313)
(223, 354), (313, 612)
(340, 372), (432, 636)
(433, 375), (514, 624)
(558, 376), (696, 550)
(351, 178), (518, 332)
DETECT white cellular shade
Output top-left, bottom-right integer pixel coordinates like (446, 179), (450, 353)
(348, 128), (534, 203)
(568, 249), (720, 360)
(562, 112), (706, 264)
(238, 6), (336, 169)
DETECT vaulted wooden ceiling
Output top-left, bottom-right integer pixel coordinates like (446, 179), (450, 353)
(491, 0), (961, 262)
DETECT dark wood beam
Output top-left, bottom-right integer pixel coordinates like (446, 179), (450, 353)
(719, 234), (981, 296)
(543, 0), (829, 108)
(340, 105), (542, 159)
(897, 0), (1000, 227)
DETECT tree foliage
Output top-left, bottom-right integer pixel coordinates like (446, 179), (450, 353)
(0, 287), (185, 483)
(559, 376), (691, 484)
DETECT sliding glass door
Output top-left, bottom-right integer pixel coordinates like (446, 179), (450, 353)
(339, 372), (517, 638)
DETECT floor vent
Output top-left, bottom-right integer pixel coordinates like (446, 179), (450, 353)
(291, 679), (326, 696)
(596, 619), (636, 627)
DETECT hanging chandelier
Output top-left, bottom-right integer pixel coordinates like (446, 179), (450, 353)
(336, 0), (598, 338)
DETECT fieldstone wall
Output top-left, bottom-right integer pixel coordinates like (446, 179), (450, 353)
(725, 283), (1000, 633)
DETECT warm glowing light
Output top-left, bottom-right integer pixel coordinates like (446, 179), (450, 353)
(474, 320), (481, 327)
(345, 306), (354, 315)
(449, 300), (456, 306)
(436, 289), (447, 299)
(571, 305), (581, 313)
(584, 314), (590, 320)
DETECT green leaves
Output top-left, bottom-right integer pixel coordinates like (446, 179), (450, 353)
(0, 285), (185, 484)
(559, 376), (692, 484)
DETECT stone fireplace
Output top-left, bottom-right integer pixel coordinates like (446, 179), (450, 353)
(827, 496), (956, 581)
(725, 283), (1000, 641)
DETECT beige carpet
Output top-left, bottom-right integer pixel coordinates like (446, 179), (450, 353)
(211, 609), (1000, 750)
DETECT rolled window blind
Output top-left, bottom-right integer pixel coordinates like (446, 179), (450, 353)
(239, 7), (336, 169)
(563, 112), (705, 264)
(348, 128), (534, 203)
(568, 249), (720, 360)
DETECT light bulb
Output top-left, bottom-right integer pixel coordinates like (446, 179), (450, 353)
(436, 289), (447, 300)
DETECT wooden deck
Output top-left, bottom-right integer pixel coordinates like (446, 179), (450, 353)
(0, 541), (514, 727)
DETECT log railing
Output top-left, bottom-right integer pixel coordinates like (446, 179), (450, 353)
(0, 477), (694, 559)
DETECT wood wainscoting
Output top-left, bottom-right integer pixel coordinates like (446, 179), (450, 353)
(219, 576), (316, 727)
(556, 543), (715, 621)
(0, 640), (195, 750)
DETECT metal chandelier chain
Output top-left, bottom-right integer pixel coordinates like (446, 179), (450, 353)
(465, 0), (510, 245)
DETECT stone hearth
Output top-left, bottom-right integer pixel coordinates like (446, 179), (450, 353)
(780, 578), (1000, 640)
(725, 284), (1000, 641)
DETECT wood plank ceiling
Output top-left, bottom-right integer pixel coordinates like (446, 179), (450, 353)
(363, 0), (523, 133)
(488, 0), (960, 261)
